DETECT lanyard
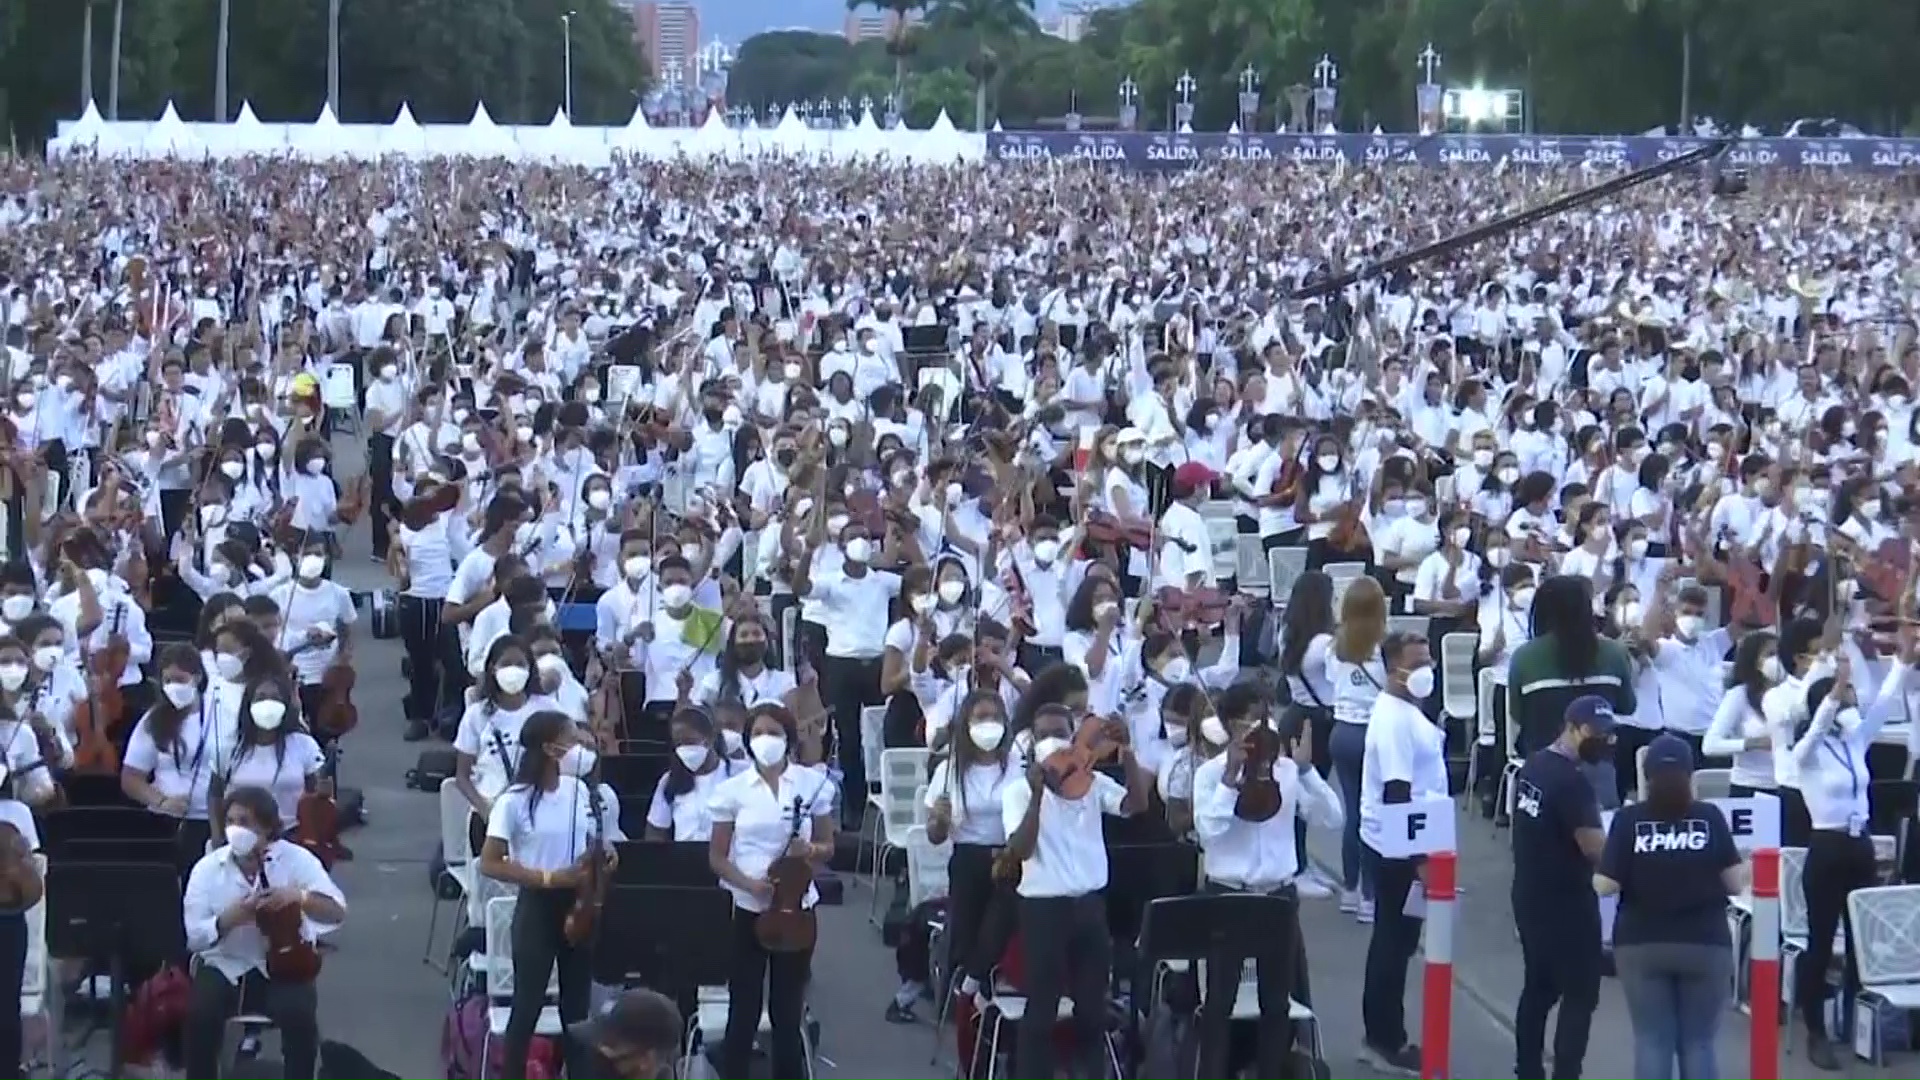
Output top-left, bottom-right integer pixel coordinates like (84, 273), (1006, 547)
(1822, 734), (1860, 804)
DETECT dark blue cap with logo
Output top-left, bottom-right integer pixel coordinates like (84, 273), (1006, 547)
(1643, 732), (1696, 775)
(1564, 694), (1618, 734)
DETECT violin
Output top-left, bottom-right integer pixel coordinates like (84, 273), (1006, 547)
(563, 775), (611, 946)
(334, 475), (373, 527)
(295, 781), (350, 868)
(313, 662), (359, 739)
(267, 497), (302, 550)
(589, 664), (625, 753)
(755, 795), (818, 954)
(399, 482), (460, 532)
(1326, 480), (1371, 554)
(72, 606), (128, 773)
(1084, 510), (1154, 550)
(1233, 722), (1284, 823)
(1038, 715), (1126, 801)
(1854, 537), (1913, 607)
(1723, 551), (1778, 628)
(1153, 586), (1232, 632)
(255, 857), (322, 983)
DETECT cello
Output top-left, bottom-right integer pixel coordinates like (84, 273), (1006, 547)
(72, 606), (128, 774)
(295, 781), (350, 869)
(255, 857), (322, 983)
(755, 796), (818, 953)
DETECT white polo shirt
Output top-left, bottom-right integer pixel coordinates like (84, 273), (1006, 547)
(708, 764), (837, 913)
(1000, 772), (1127, 898)
(811, 570), (901, 660)
(1359, 690), (1449, 855)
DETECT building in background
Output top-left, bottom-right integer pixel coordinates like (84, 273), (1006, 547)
(1043, 0), (1115, 43)
(633, 1), (701, 82)
(843, 8), (919, 43)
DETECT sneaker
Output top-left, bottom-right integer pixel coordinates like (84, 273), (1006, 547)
(1806, 1036), (1842, 1072)
(402, 719), (431, 742)
(1358, 1042), (1421, 1076)
(883, 1000), (918, 1024)
(1339, 889), (1362, 914)
(1296, 877), (1332, 899)
(1357, 899), (1376, 924)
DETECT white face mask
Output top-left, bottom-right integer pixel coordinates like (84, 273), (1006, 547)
(1510, 585), (1535, 610)
(1497, 467), (1520, 485)
(1317, 454), (1340, 472)
(1094, 600), (1118, 621)
(1674, 614), (1705, 640)
(1160, 656), (1191, 682)
(1404, 666), (1436, 699)
(911, 593), (937, 616)
(304, 458), (326, 476)
(826, 514), (849, 539)
(1163, 721), (1190, 748)
(1487, 548), (1511, 568)
(1761, 655), (1786, 683)
(163, 681), (199, 708)
(0, 596), (30, 622)
(494, 665), (530, 695)
(661, 583), (694, 610)
(1450, 527), (1472, 548)
(750, 733), (788, 768)
(586, 489), (611, 511)
(298, 555), (327, 580)
(970, 721), (1006, 752)
(1033, 736), (1070, 761)
(844, 537), (873, 564)
(1627, 538), (1650, 559)
(461, 433), (482, 454)
(219, 460), (245, 480)
(675, 744), (711, 771)
(784, 362), (803, 380)
(30, 645), (60, 673)
(827, 426), (849, 448)
(224, 824), (260, 857)
(379, 365), (398, 382)
(249, 700), (287, 731)
(1618, 601), (1644, 625)
(1032, 539), (1060, 564)
(1862, 500), (1883, 519)
(720, 728), (745, 755)
(560, 744), (597, 778)
(623, 555), (650, 580)
(1123, 447), (1146, 465)
(0, 664), (26, 692)
(1472, 449), (1495, 468)
(535, 653), (567, 683)
(215, 652), (245, 680)
(1200, 717), (1230, 746)
(937, 579), (966, 605)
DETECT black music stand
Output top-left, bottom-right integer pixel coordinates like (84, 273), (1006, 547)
(602, 755), (671, 837)
(46, 861), (185, 1076)
(1105, 842), (1201, 950)
(1136, 893), (1302, 1080)
(60, 774), (136, 809)
(40, 807), (179, 855)
(612, 841), (717, 888)
(589, 884), (731, 993)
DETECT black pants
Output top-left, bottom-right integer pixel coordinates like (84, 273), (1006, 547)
(399, 595), (451, 722)
(368, 433), (397, 558)
(1799, 828), (1877, 1040)
(822, 654), (883, 822)
(1360, 852), (1423, 1054)
(503, 886), (592, 1079)
(1017, 642), (1064, 678)
(1198, 880), (1304, 1080)
(184, 964), (320, 1080)
(723, 905), (812, 1079)
(1016, 893), (1112, 1080)
(0, 913), (22, 1079)
(1514, 898), (1601, 1079)
(947, 844), (1016, 986)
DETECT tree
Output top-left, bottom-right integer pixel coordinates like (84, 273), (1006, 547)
(927, 0), (1037, 132)
(848, 0), (926, 114)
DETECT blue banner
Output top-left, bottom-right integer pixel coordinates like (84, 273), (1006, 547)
(985, 132), (1920, 170)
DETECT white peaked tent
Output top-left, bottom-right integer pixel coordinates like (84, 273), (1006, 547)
(767, 107), (812, 155)
(51, 100), (119, 155)
(1178, 121), (1194, 134)
(929, 110), (958, 135)
(220, 102), (274, 157)
(990, 119), (1003, 132)
(521, 106), (574, 160)
(1228, 121), (1242, 134)
(683, 106), (737, 159)
(611, 102), (660, 155)
(293, 103), (349, 158)
(459, 102), (520, 158)
(856, 108), (880, 133)
(380, 102), (430, 157)
(140, 103), (201, 157)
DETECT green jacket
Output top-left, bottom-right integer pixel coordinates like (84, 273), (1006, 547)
(1507, 634), (1638, 757)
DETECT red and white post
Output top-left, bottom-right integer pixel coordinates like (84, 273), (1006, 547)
(1748, 846), (1782, 1080)
(1421, 850), (1458, 1080)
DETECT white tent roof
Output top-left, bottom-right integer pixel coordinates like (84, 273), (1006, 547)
(380, 102), (430, 157)
(856, 109), (880, 133)
(460, 101), (519, 158)
(775, 108), (806, 134)
(929, 110), (957, 135)
(140, 102), (201, 157)
(622, 102), (651, 131)
(51, 101), (120, 156)
(548, 106), (572, 129)
(219, 102), (275, 157)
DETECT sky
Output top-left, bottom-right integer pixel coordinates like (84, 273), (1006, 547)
(694, 0), (1090, 47)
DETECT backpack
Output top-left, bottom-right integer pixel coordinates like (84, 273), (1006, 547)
(441, 996), (559, 1079)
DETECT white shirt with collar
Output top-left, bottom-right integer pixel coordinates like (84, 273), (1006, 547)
(1761, 670), (1818, 789)
(1791, 663), (1911, 832)
(812, 570), (901, 660)
(1153, 501), (1214, 590)
(362, 372), (407, 438)
(50, 585), (152, 689)
(646, 758), (745, 841)
(183, 840), (345, 983)
(486, 774), (604, 873)
(709, 764), (838, 913)
(1359, 690), (1449, 855)
(924, 758), (1015, 846)
(1000, 771), (1128, 898)
(1192, 749), (1344, 891)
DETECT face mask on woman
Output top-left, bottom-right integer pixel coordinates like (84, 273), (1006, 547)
(560, 744), (597, 777)
(494, 664), (530, 695)
(750, 733), (788, 768)
(969, 721), (1006, 752)
(250, 700), (287, 731)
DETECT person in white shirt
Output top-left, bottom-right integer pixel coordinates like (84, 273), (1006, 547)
(214, 674), (325, 832)
(1190, 681), (1341, 1077)
(706, 703), (837, 1080)
(181, 784), (346, 1080)
(0, 776), (40, 1080)
(392, 479), (467, 740)
(123, 644), (236, 876)
(694, 614), (797, 714)
(275, 538), (358, 745)
(1326, 575), (1389, 920)
(1358, 631), (1448, 1076)
(361, 345), (409, 559)
(1153, 463), (1219, 592)
(477, 711), (608, 1080)
(645, 708), (744, 842)
(998, 703), (1150, 1080)
(453, 635), (562, 848)
(1759, 615), (1831, 847)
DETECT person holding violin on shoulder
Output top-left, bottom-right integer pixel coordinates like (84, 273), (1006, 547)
(645, 708), (741, 842)
(477, 710), (608, 1080)
(215, 673), (325, 835)
(0, 774), (43, 1080)
(393, 471), (467, 741)
(707, 702), (837, 1080)
(0, 629), (73, 790)
(1192, 681), (1341, 1079)
(998, 702), (1150, 1080)
(919, 689), (1017, 1025)
(49, 553), (154, 721)
(182, 784), (347, 1080)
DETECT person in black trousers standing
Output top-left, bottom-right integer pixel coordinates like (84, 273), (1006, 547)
(998, 704), (1150, 1080)
(362, 344), (408, 562)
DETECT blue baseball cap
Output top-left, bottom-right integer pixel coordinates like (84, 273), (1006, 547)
(1564, 694), (1618, 734)
(1643, 732), (1695, 775)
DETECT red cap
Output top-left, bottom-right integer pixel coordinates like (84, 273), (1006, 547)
(1172, 461), (1219, 494)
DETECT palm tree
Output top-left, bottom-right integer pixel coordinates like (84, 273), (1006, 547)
(849, 0), (926, 115)
(328, 0), (343, 116)
(214, 0), (232, 120)
(1624, 0), (1699, 131)
(108, 0), (124, 120)
(80, 0), (95, 110)
(929, 0), (1037, 131)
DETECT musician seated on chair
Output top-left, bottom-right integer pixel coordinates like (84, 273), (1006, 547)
(182, 785), (346, 1080)
(478, 710), (609, 1080)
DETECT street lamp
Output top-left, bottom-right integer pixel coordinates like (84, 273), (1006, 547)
(560, 10), (576, 119)
(1312, 53), (1339, 131)
(1174, 70), (1196, 130)
(1118, 76), (1139, 131)
(1237, 66), (1260, 130)
(1416, 44), (1442, 134)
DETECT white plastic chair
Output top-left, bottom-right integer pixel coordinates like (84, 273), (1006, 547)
(971, 968), (1116, 1080)
(1848, 884), (1920, 1062)
(695, 985), (817, 1079)
(1206, 518), (1240, 584)
(481, 896), (563, 1078)
(855, 703), (891, 878)
(780, 605), (800, 673)
(1435, 473), (1455, 505)
(1497, 672), (1524, 826)
(1387, 615), (1429, 641)
(1468, 667), (1499, 799)
(425, 779), (475, 970)
(869, 748), (930, 924)
(21, 854), (43, 1018)
(1692, 768), (1733, 801)
(1267, 547), (1307, 606)
(905, 825), (953, 909)
(1324, 562), (1366, 581)
(1440, 632), (1478, 721)
(1235, 536), (1269, 598)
